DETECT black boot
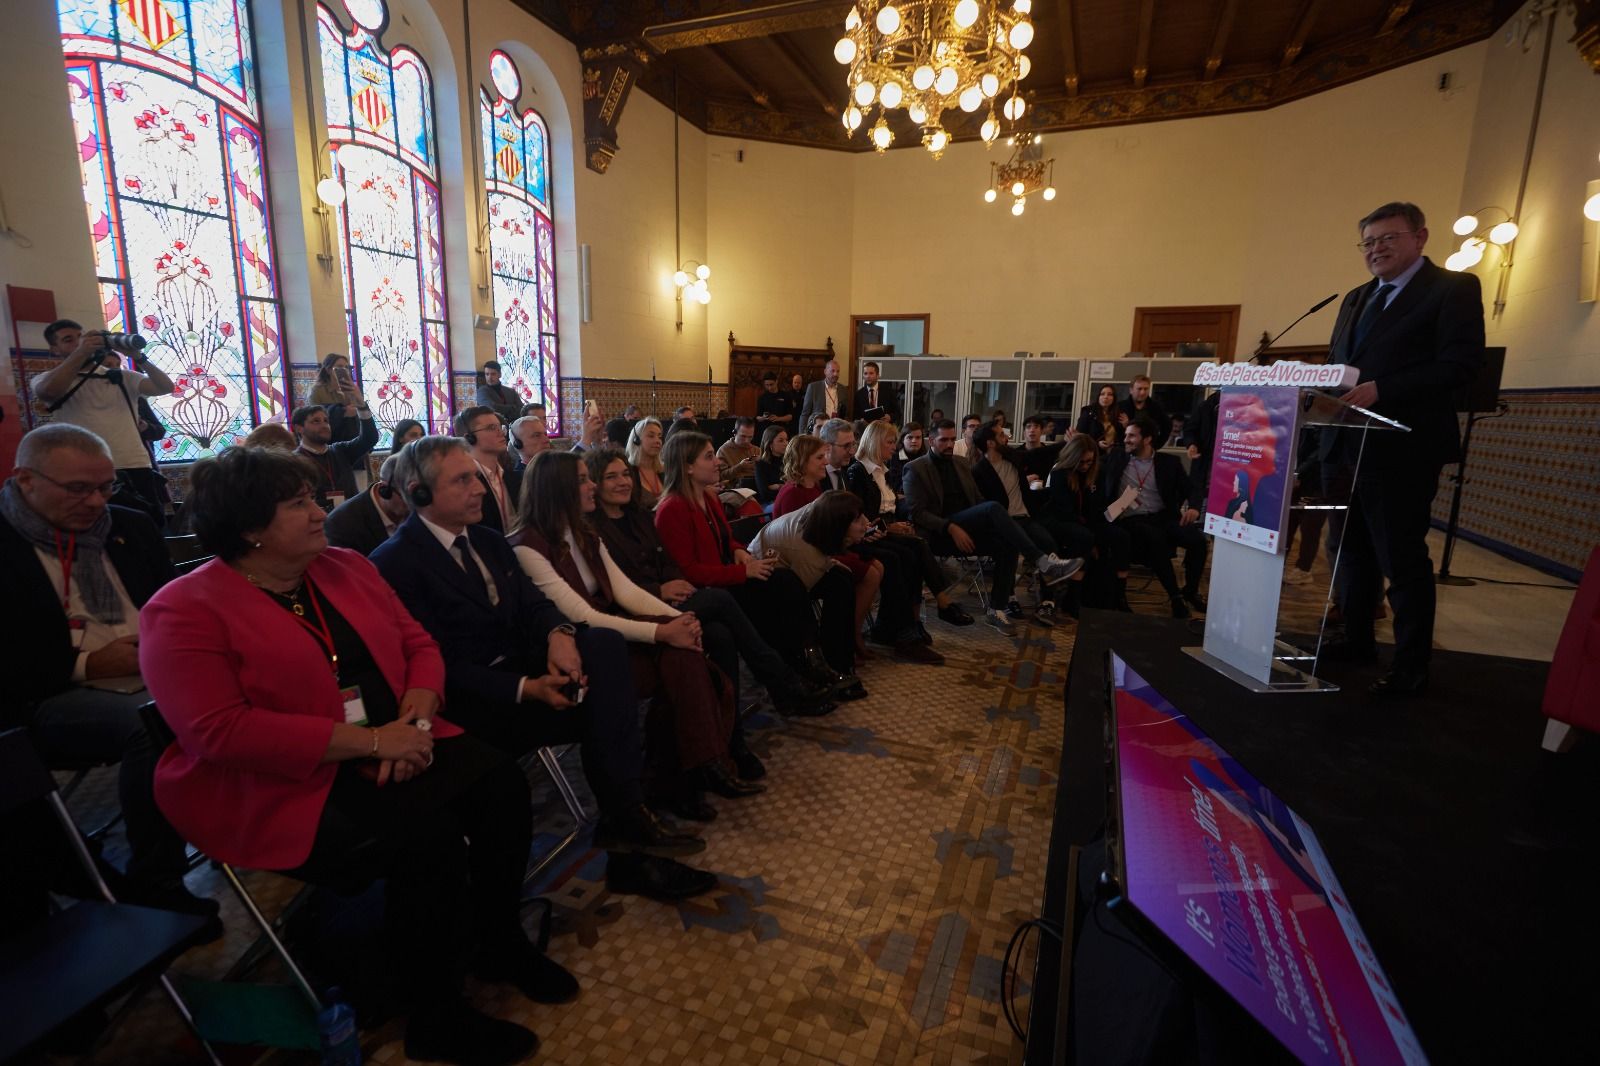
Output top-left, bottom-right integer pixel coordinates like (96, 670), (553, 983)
(1113, 578), (1132, 613)
(799, 645), (860, 695)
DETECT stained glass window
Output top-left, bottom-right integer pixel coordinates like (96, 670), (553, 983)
(481, 51), (560, 431)
(318, 0), (452, 446)
(58, 0), (289, 462)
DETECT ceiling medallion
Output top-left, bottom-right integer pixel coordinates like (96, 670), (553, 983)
(835, 0), (1036, 157)
(983, 132), (1054, 216)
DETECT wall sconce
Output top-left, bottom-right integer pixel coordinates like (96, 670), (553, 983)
(1445, 206), (1521, 317)
(674, 260), (711, 330)
(312, 141), (365, 271)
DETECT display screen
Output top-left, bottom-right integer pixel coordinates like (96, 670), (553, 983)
(1107, 654), (1428, 1064)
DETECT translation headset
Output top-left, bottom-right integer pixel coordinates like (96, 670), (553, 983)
(400, 438), (434, 508)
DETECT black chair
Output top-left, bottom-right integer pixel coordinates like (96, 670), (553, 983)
(0, 727), (220, 1064)
(728, 513), (768, 545)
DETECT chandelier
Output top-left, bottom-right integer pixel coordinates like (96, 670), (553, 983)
(834, 0), (1037, 157)
(983, 132), (1054, 215)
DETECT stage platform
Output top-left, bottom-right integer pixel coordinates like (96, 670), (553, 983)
(1029, 610), (1600, 1065)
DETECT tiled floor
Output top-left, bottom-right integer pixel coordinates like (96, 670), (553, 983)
(55, 530), (1574, 1063)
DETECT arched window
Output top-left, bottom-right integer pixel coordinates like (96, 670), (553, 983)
(57, 0), (288, 461)
(318, 0), (452, 445)
(481, 51), (560, 431)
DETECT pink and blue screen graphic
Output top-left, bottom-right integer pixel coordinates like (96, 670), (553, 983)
(1110, 654), (1428, 1064)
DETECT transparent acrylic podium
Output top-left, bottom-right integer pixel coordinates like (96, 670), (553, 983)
(1182, 387), (1410, 694)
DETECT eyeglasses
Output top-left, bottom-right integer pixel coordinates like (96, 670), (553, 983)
(23, 468), (118, 498)
(1356, 232), (1416, 252)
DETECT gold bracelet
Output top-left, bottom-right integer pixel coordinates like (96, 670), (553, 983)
(370, 728), (380, 758)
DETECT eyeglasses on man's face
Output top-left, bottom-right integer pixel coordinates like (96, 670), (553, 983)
(24, 468), (118, 499)
(1356, 231), (1416, 252)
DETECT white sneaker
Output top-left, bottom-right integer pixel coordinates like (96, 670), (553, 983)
(1283, 567), (1314, 586)
(986, 609), (1017, 636)
(1038, 554), (1085, 584)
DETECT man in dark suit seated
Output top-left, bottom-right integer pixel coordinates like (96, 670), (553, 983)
(369, 436), (715, 901)
(853, 361), (898, 423)
(1320, 201), (1485, 697)
(455, 405), (519, 533)
(903, 420), (1082, 637)
(1102, 416), (1208, 619)
(0, 423), (211, 917)
(605, 405), (640, 446)
(323, 453), (409, 555)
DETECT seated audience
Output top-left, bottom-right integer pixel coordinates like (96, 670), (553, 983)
(369, 436), (714, 900)
(1076, 384), (1122, 453)
(571, 403), (605, 452)
(0, 424), (202, 915)
(605, 404), (641, 446)
(243, 422), (296, 450)
(323, 452), (409, 555)
(807, 412), (830, 437)
(511, 453), (758, 820)
(1018, 415), (1065, 482)
(1042, 435), (1133, 612)
(970, 422), (1067, 627)
(474, 360), (522, 424)
(893, 421), (925, 485)
(952, 414), (982, 459)
(140, 445), (554, 1064)
(754, 426), (788, 505)
(755, 372), (794, 428)
(1102, 416), (1208, 618)
(584, 447), (834, 729)
(390, 417), (426, 453)
(845, 420), (973, 632)
(716, 417), (760, 485)
(292, 395), (379, 511)
(518, 401), (547, 422)
(454, 406), (517, 533)
(654, 430), (862, 695)
(772, 433), (827, 518)
(903, 420), (1082, 636)
(508, 413), (550, 486)
(626, 416), (666, 509)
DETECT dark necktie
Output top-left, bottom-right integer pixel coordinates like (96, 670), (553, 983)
(1351, 282), (1395, 352)
(454, 535), (491, 603)
(869, 386), (876, 408)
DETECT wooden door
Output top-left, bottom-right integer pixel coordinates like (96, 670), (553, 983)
(1130, 305), (1240, 360)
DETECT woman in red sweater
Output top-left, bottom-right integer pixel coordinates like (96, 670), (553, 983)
(654, 431), (862, 694)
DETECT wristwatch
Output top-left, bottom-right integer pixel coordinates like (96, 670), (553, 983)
(551, 623), (578, 638)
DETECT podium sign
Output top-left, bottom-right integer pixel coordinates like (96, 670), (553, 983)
(1182, 362), (1404, 693)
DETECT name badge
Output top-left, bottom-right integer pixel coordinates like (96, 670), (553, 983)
(340, 685), (368, 726)
(67, 618), (88, 650)
(325, 491), (346, 510)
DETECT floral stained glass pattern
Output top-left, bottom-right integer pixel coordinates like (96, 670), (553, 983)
(481, 51), (560, 432)
(319, 0), (451, 448)
(58, 0), (288, 462)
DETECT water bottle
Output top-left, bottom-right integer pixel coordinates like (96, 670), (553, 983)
(317, 987), (362, 1066)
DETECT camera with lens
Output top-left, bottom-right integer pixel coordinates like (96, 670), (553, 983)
(85, 331), (148, 367)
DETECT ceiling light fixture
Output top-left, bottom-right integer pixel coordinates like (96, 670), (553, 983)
(984, 131), (1054, 216)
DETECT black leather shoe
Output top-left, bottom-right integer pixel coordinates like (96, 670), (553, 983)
(917, 620), (934, 645)
(893, 639), (945, 665)
(729, 740), (767, 781)
(778, 695), (836, 717)
(662, 793), (717, 822)
(1182, 589), (1207, 613)
(937, 602), (975, 626)
(473, 940), (580, 1004)
(771, 671), (832, 706)
(834, 681), (869, 702)
(593, 804), (706, 857)
(405, 999), (539, 1065)
(799, 646), (857, 696)
(695, 762), (766, 798)
(606, 854), (718, 902)
(1170, 597), (1191, 620)
(1370, 668), (1428, 698)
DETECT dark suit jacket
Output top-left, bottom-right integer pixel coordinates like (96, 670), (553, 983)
(902, 452), (981, 537)
(854, 383), (898, 422)
(1323, 258), (1484, 467)
(1116, 396), (1172, 449)
(0, 504), (174, 710)
(591, 506), (685, 600)
(799, 380), (849, 434)
(842, 459), (896, 518)
(369, 514), (567, 708)
(473, 464), (522, 534)
(322, 489), (394, 556)
(1100, 448), (1200, 516)
(973, 447), (1050, 517)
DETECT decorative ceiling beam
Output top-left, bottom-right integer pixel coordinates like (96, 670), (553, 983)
(1057, 0), (1081, 96)
(764, 35), (841, 117)
(1379, 1), (1415, 34)
(1281, 0), (1327, 68)
(640, 0), (851, 52)
(1133, 0), (1156, 89)
(1205, 0), (1239, 80)
(702, 44), (777, 110)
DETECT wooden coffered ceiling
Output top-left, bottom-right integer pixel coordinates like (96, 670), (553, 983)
(516, 0), (1521, 154)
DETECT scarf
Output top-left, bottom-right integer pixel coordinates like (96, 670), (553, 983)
(0, 479), (124, 624)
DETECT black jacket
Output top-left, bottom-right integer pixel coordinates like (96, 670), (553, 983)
(322, 489), (394, 556)
(753, 458), (785, 505)
(298, 414), (379, 507)
(1100, 447), (1200, 516)
(841, 459), (896, 518)
(902, 452), (981, 537)
(0, 504), (173, 710)
(370, 514), (568, 708)
(1043, 467), (1114, 529)
(474, 465), (523, 534)
(854, 383), (899, 422)
(591, 507), (684, 600)
(1322, 258), (1484, 467)
(1116, 396), (1172, 449)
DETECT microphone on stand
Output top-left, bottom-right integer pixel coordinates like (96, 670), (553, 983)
(1251, 293), (1339, 364)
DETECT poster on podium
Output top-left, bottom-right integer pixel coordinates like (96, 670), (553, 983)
(1203, 387), (1298, 554)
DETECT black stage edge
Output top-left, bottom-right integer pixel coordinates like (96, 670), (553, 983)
(1027, 610), (1600, 1066)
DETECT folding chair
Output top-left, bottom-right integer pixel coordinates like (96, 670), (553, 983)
(521, 745), (592, 889)
(938, 553), (994, 615)
(0, 727), (222, 1065)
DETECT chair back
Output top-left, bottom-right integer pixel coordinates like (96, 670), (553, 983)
(0, 728), (61, 816)
(728, 513), (767, 544)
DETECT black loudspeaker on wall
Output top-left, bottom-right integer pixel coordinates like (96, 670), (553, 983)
(1458, 346), (1506, 413)
(1440, 346), (1508, 585)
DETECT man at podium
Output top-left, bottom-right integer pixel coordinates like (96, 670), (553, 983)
(1321, 201), (1484, 698)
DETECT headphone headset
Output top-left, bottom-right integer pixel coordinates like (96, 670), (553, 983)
(400, 439), (434, 508)
(509, 423), (523, 451)
(462, 413), (505, 448)
(376, 482), (395, 500)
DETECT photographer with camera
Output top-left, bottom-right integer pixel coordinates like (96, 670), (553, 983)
(33, 320), (174, 528)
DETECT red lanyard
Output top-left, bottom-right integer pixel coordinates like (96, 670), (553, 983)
(299, 447), (336, 488)
(53, 530), (77, 611)
(286, 575), (340, 677)
(1130, 459), (1154, 492)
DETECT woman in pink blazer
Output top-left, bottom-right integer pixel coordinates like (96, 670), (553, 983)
(140, 446), (565, 1065)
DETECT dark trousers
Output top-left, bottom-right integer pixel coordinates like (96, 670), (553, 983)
(929, 501), (1052, 602)
(682, 587), (793, 710)
(805, 567), (858, 674)
(1043, 519), (1132, 608)
(24, 686), (189, 887)
(626, 642), (733, 773)
(1116, 512), (1207, 599)
(283, 737), (530, 1010)
(444, 627), (645, 811)
(853, 536), (922, 640)
(726, 567), (826, 668)
(1338, 461), (1443, 671)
